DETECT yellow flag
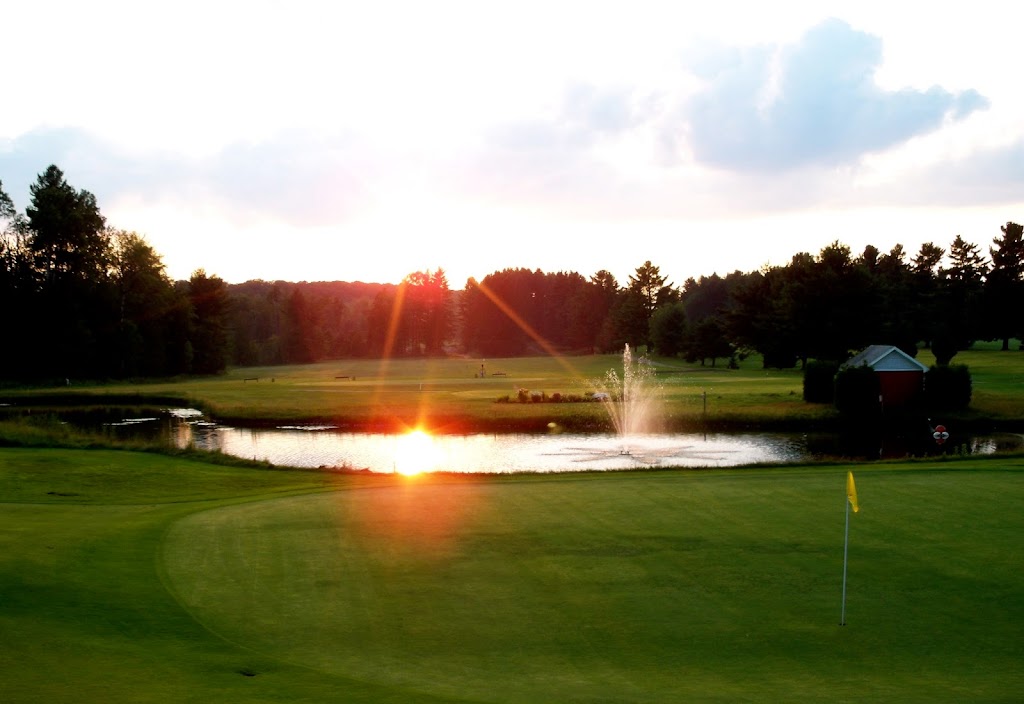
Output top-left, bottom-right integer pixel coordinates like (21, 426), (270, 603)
(847, 471), (859, 513)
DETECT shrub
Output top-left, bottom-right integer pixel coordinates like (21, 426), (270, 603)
(834, 364), (881, 418)
(925, 365), (972, 411)
(803, 360), (839, 403)
(763, 349), (797, 369)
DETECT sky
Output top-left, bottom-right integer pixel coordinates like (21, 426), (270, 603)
(3, 1), (1024, 288)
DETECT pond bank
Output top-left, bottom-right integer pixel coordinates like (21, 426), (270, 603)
(3, 389), (1021, 434)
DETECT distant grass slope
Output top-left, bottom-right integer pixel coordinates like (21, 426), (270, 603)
(3, 447), (1022, 702)
(3, 345), (1020, 429)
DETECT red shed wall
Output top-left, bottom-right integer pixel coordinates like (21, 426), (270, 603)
(879, 371), (924, 406)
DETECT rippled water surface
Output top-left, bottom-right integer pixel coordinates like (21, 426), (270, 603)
(171, 412), (1022, 474)
(199, 427), (809, 473)
(10, 406), (1021, 474)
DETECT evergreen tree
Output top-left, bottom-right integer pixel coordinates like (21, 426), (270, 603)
(394, 269), (452, 356)
(938, 235), (988, 357)
(627, 261), (674, 350)
(911, 242), (946, 349)
(581, 269), (622, 352)
(985, 222), (1024, 349)
(23, 166), (113, 378)
(188, 269), (230, 374)
(0, 180), (15, 221)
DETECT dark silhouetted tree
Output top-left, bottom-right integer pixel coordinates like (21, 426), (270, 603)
(933, 235), (988, 362)
(394, 269), (452, 356)
(626, 261), (675, 349)
(585, 270), (623, 352)
(189, 269), (230, 374)
(684, 316), (734, 366)
(911, 241), (946, 349)
(985, 222), (1024, 349)
(650, 302), (686, 356)
(873, 244), (918, 356)
(23, 166), (113, 377)
(25, 166), (108, 280)
(109, 230), (187, 376)
(607, 290), (649, 351)
(728, 267), (797, 368)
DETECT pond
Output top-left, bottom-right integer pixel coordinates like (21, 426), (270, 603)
(14, 406), (1022, 474)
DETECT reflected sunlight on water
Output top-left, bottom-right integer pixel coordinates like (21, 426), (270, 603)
(392, 429), (442, 475)
(18, 406), (1020, 474)
(196, 427), (808, 473)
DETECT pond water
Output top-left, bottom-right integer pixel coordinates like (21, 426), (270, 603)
(205, 427), (809, 473)
(16, 406), (1022, 474)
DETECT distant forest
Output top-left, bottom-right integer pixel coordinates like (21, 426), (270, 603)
(1, 165), (1022, 383)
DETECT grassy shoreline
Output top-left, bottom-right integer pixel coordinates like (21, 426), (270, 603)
(2, 345), (1022, 434)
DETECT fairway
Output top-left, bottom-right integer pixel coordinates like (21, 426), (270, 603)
(160, 466), (1024, 702)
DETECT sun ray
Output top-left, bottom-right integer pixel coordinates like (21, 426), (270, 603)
(377, 279), (407, 376)
(472, 278), (587, 381)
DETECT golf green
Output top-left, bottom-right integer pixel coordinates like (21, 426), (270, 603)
(160, 467), (1024, 702)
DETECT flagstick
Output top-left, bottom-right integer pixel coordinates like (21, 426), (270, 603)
(840, 495), (851, 626)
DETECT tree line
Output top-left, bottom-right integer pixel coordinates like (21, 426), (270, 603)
(1, 166), (231, 380)
(2, 165), (1021, 383)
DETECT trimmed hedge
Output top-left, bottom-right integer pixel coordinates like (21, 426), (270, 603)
(925, 364), (972, 411)
(834, 364), (881, 417)
(803, 361), (839, 403)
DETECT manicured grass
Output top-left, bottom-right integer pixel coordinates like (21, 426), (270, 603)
(3, 345), (1020, 430)
(3, 448), (1022, 702)
(945, 344), (1024, 420)
(0, 449), (443, 703)
(0, 447), (349, 504)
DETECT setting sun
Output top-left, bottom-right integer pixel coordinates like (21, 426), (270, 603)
(393, 429), (442, 475)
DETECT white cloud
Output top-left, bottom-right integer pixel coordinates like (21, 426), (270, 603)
(680, 19), (988, 171)
(2, 2), (1023, 285)
(1, 128), (375, 226)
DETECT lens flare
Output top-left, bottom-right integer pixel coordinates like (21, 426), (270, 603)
(393, 429), (441, 475)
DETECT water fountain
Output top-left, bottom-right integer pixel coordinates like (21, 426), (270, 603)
(31, 393), (1015, 472)
(552, 344), (742, 466)
(596, 344), (660, 453)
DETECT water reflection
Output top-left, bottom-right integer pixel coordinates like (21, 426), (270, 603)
(393, 430), (444, 475)
(7, 406), (1022, 474)
(194, 428), (809, 473)
(176, 418), (1020, 474)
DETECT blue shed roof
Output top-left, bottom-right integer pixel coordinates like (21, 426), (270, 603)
(842, 345), (928, 372)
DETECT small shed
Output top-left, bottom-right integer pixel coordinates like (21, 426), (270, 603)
(842, 345), (928, 408)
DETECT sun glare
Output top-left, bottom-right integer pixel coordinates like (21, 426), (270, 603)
(393, 429), (442, 475)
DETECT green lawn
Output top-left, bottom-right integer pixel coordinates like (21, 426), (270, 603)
(3, 448), (1022, 702)
(3, 345), (1020, 430)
